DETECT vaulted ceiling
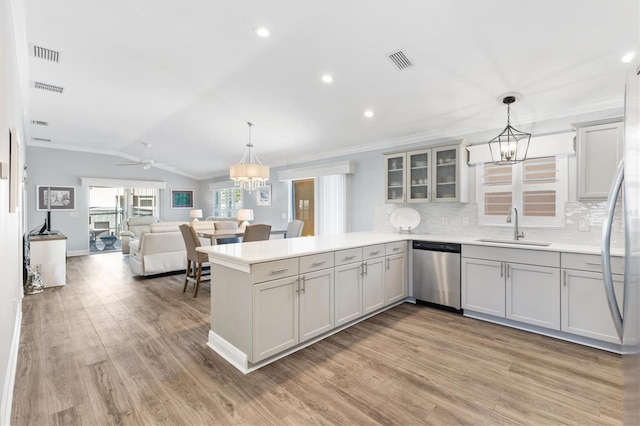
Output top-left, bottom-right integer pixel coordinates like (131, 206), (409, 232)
(22, 1), (639, 180)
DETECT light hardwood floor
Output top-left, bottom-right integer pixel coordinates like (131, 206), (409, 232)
(12, 252), (622, 425)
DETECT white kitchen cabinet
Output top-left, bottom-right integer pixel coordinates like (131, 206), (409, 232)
(334, 262), (363, 326)
(299, 268), (335, 342)
(575, 118), (624, 200)
(462, 245), (560, 329)
(561, 252), (624, 344)
(462, 257), (505, 317)
(384, 242), (407, 304)
(506, 263), (560, 330)
(253, 276), (300, 362)
(362, 256), (385, 315)
(384, 141), (468, 203)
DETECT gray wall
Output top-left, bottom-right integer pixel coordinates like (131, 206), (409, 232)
(26, 146), (201, 254)
(1, 2), (27, 422)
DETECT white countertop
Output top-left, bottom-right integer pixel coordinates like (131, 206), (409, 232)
(197, 231), (624, 271)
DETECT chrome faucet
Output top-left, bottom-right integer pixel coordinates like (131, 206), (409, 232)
(506, 206), (525, 240)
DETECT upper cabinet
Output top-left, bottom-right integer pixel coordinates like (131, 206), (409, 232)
(574, 118), (624, 200)
(384, 141), (468, 203)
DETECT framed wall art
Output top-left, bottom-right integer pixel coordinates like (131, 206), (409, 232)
(37, 185), (76, 211)
(171, 189), (194, 209)
(256, 185), (272, 207)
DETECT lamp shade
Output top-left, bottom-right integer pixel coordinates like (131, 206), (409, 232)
(190, 209), (203, 219)
(237, 209), (254, 221)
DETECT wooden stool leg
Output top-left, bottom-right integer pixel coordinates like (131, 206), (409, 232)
(194, 263), (203, 298)
(183, 260), (191, 292)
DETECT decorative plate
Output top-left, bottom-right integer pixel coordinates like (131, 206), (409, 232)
(389, 207), (421, 231)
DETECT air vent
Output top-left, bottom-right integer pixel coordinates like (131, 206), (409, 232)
(29, 43), (60, 63)
(31, 120), (48, 126)
(388, 50), (414, 70)
(31, 81), (64, 94)
(32, 137), (51, 142)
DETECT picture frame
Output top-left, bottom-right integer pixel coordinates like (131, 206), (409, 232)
(37, 185), (76, 211)
(256, 185), (272, 207)
(171, 189), (194, 209)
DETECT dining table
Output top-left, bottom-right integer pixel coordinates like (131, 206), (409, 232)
(198, 228), (287, 245)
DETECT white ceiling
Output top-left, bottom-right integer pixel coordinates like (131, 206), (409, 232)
(22, 1), (639, 180)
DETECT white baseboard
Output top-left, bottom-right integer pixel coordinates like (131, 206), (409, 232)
(67, 249), (89, 257)
(1, 304), (22, 425)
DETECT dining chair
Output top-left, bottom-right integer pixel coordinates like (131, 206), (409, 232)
(242, 224), (272, 242)
(285, 220), (304, 238)
(179, 224), (210, 298)
(214, 220), (241, 244)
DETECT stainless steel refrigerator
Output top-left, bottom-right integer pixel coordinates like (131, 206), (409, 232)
(602, 58), (640, 424)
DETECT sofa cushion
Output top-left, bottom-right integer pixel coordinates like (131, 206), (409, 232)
(150, 222), (188, 233)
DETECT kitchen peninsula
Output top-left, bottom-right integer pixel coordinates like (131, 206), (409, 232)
(199, 231), (625, 373)
(197, 232), (409, 373)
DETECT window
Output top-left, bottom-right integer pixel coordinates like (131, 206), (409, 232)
(478, 156), (564, 227)
(212, 187), (243, 218)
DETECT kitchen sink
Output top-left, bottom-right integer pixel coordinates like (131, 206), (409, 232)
(476, 238), (552, 247)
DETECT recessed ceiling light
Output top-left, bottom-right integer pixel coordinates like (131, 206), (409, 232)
(256, 27), (270, 38)
(364, 110), (374, 118)
(321, 74), (334, 84)
(622, 52), (635, 63)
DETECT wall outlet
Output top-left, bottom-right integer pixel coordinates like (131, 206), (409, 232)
(578, 218), (589, 232)
(462, 217), (470, 227)
(442, 217), (449, 226)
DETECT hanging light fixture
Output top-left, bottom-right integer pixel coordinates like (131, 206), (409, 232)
(230, 122), (269, 192)
(488, 95), (531, 164)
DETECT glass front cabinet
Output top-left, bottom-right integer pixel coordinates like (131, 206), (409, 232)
(384, 141), (468, 204)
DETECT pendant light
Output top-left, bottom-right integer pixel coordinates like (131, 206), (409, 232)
(488, 95), (531, 164)
(230, 122), (269, 192)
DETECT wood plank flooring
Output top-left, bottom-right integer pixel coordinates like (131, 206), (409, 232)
(12, 252), (622, 425)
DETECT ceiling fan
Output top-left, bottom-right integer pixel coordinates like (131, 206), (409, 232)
(117, 142), (155, 170)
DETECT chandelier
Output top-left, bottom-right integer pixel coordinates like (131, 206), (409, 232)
(230, 122), (269, 192)
(488, 95), (531, 164)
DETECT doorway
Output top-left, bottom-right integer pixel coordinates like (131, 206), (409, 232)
(293, 179), (315, 236)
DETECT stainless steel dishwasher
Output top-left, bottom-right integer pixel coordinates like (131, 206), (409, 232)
(413, 241), (462, 312)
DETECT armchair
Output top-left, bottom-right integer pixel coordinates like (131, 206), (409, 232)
(119, 216), (159, 254)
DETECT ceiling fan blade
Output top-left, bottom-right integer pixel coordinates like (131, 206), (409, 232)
(117, 162), (141, 166)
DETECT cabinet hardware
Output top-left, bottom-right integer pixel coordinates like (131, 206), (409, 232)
(563, 270), (567, 287)
(506, 264), (510, 279)
(585, 262), (602, 267)
(311, 261), (327, 266)
(344, 255), (356, 260)
(392, 247), (401, 251)
(295, 277), (301, 293)
(271, 268), (289, 274)
(386, 257), (390, 270)
(369, 250), (380, 255)
(363, 262), (368, 276)
(300, 276), (306, 293)
(500, 263), (504, 277)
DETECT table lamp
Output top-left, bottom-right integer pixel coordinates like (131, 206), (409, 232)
(190, 209), (203, 222)
(237, 209), (254, 231)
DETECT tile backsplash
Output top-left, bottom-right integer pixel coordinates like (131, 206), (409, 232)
(374, 201), (624, 248)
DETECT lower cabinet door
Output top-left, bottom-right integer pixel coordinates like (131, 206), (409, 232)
(506, 263), (560, 330)
(253, 277), (299, 362)
(462, 257), (505, 317)
(385, 253), (407, 304)
(561, 269), (624, 343)
(299, 269), (334, 343)
(362, 257), (385, 315)
(334, 262), (363, 326)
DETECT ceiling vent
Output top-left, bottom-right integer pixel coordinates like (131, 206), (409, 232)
(388, 50), (414, 70)
(32, 137), (51, 142)
(29, 43), (60, 63)
(31, 120), (48, 126)
(31, 81), (64, 94)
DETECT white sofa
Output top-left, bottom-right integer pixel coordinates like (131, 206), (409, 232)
(128, 220), (234, 276)
(120, 216), (159, 254)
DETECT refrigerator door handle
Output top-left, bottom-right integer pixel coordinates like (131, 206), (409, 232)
(602, 159), (624, 341)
